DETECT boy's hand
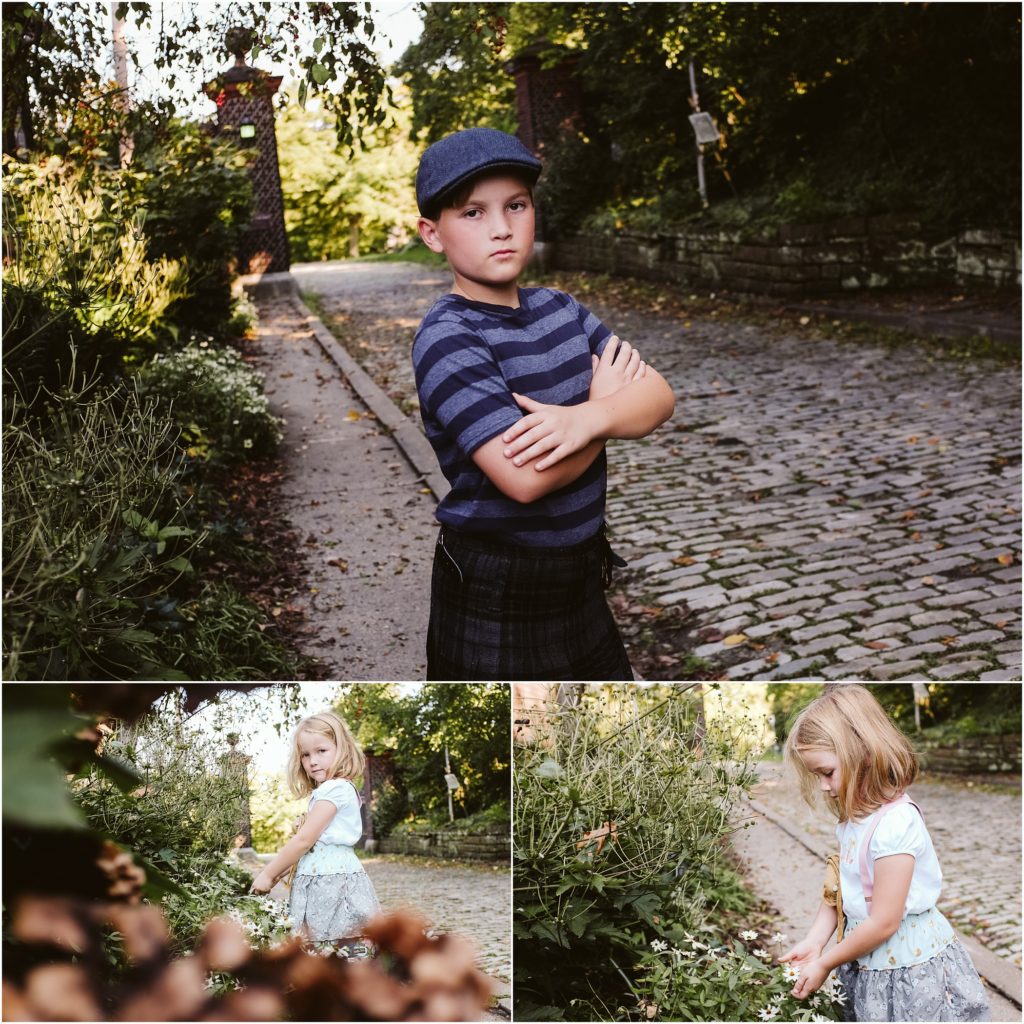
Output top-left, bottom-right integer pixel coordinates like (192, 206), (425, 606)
(502, 396), (601, 471)
(590, 335), (646, 401)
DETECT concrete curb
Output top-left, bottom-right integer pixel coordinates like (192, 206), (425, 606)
(239, 271), (450, 503)
(746, 797), (1022, 1008)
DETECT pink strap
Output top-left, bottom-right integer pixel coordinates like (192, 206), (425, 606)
(858, 794), (923, 901)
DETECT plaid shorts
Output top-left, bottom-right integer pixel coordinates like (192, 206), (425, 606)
(426, 526), (633, 681)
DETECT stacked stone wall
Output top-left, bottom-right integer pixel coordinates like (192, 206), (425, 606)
(377, 825), (509, 862)
(549, 218), (1020, 295)
(913, 733), (1021, 775)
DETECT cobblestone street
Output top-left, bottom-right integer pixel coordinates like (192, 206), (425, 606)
(750, 761), (1022, 965)
(361, 856), (511, 984)
(292, 260), (1021, 681)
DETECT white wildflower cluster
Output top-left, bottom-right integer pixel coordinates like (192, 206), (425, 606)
(140, 342), (283, 457)
(637, 923), (846, 1024)
(234, 893), (294, 948)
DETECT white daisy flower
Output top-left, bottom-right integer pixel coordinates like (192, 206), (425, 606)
(740, 929), (759, 941)
(782, 963), (800, 982)
(650, 939), (669, 952)
(757, 1006), (780, 1021)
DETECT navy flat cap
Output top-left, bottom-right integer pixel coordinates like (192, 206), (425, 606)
(416, 127), (542, 216)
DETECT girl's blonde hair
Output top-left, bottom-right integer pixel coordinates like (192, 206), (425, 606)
(287, 710), (365, 799)
(783, 684), (917, 822)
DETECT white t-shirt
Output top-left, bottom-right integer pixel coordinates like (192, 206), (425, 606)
(308, 778), (363, 847)
(835, 800), (943, 922)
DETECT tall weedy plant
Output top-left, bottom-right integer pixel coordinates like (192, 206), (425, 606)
(513, 684), (759, 1021)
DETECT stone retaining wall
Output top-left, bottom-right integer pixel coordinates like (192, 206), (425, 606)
(548, 218), (1020, 296)
(377, 826), (509, 862)
(913, 733), (1021, 775)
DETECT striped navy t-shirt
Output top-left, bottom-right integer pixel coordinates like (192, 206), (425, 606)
(412, 287), (614, 547)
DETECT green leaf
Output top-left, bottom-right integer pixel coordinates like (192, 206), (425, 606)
(310, 62), (329, 85)
(166, 556), (193, 574)
(122, 509), (151, 533)
(90, 752), (142, 792)
(313, 35), (325, 54)
(2, 710), (86, 830)
(156, 526), (192, 540)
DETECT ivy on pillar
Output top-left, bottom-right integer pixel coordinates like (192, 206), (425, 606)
(204, 27), (290, 274)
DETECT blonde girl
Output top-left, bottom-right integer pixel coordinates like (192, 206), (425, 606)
(251, 710), (381, 955)
(780, 685), (989, 1022)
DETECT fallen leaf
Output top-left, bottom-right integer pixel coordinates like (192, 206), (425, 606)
(271, 607), (283, 618)
(798, 316), (810, 325)
(940, 635), (959, 646)
(672, 556), (696, 566)
(346, 410), (362, 421)
(723, 633), (747, 646)
(910, 532), (922, 541)
(326, 558), (348, 572)
(922, 576), (935, 585)
(997, 553), (1014, 566)
(764, 652), (780, 665)
(927, 437), (941, 445)
(994, 620), (1008, 630)
(907, 435), (920, 444)
(866, 640), (889, 650)
(901, 509), (917, 521)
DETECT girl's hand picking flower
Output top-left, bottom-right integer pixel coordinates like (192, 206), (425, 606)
(779, 937), (822, 969)
(791, 958), (830, 999)
(250, 870), (275, 895)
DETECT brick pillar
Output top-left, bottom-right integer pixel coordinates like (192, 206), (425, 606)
(204, 29), (290, 273)
(361, 749), (396, 851)
(508, 47), (582, 242)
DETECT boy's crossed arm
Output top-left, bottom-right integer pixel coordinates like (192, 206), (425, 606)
(472, 337), (675, 504)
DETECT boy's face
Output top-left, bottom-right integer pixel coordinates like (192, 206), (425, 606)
(417, 172), (535, 305)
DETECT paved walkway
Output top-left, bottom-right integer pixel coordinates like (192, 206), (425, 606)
(285, 260), (1021, 681)
(246, 290), (436, 678)
(732, 764), (1021, 1019)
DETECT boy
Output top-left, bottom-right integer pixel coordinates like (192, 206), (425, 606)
(412, 127), (675, 680)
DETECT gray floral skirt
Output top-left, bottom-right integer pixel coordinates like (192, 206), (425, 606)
(289, 870), (381, 942)
(837, 937), (990, 1022)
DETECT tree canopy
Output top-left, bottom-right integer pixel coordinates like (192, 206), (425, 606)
(336, 683), (509, 826)
(398, 3), (1021, 232)
(2, 2), (390, 154)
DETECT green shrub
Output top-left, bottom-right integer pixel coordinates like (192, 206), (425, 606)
(128, 121), (253, 336)
(2, 157), (189, 394)
(370, 777), (411, 838)
(2, 377), (199, 680)
(629, 930), (845, 1022)
(249, 772), (307, 854)
(513, 685), (759, 1021)
(137, 342), (282, 463)
(162, 582), (300, 683)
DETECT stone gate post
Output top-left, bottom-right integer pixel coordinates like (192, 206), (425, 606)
(204, 28), (290, 273)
